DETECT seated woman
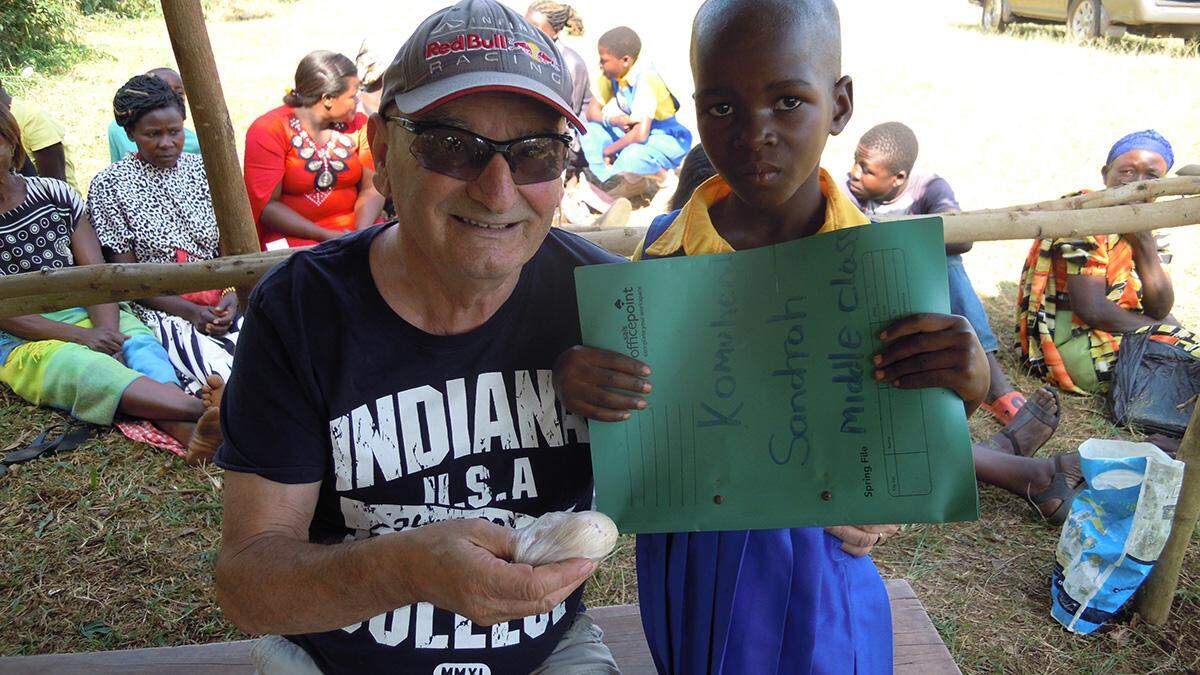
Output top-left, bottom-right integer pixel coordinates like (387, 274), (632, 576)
(1018, 129), (1198, 394)
(88, 74), (239, 396)
(0, 105), (219, 463)
(243, 50), (384, 250)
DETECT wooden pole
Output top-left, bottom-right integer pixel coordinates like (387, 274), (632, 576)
(0, 250), (295, 318)
(957, 176), (1200, 215)
(1, 187), (1199, 318)
(159, 0), (260, 258)
(1134, 403), (1200, 625)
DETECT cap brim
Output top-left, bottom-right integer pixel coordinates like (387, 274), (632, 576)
(393, 71), (586, 133)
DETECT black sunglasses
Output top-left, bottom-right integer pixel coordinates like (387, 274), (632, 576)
(389, 116), (571, 185)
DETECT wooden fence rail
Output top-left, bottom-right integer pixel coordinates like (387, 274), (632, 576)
(1, 191), (1198, 319)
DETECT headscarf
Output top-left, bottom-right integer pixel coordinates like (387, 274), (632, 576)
(1106, 129), (1174, 171)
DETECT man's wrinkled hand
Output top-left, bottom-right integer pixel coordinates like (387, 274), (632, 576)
(404, 519), (596, 627)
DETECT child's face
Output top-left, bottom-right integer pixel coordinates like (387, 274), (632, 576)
(692, 33), (851, 209)
(847, 145), (903, 202)
(598, 46), (631, 81)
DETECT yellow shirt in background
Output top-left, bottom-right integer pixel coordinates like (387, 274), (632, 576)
(595, 57), (680, 123)
(10, 98), (78, 190)
(638, 168), (868, 259)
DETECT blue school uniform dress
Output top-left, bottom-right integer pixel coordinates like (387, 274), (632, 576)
(581, 58), (692, 183)
(633, 172), (894, 674)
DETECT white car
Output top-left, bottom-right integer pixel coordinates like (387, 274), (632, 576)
(973, 0), (1200, 45)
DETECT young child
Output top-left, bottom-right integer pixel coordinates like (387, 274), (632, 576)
(555, 1), (989, 672)
(581, 26), (692, 205)
(844, 121), (1057, 439)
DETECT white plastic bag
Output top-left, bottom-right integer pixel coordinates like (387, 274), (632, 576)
(1051, 439), (1185, 634)
(511, 511), (618, 566)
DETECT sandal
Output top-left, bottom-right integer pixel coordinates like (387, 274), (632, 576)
(2, 420), (95, 467)
(998, 387), (1060, 458)
(982, 390), (1027, 425)
(1026, 454), (1084, 527)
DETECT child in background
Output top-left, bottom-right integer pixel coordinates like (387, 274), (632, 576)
(555, 1), (990, 671)
(581, 26), (692, 206)
(844, 121), (1059, 447)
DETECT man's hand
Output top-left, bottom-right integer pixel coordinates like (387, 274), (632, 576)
(826, 524), (900, 557)
(404, 519), (595, 627)
(553, 345), (651, 422)
(78, 327), (126, 355)
(874, 313), (989, 414)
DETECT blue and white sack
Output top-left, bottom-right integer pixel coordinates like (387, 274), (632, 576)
(1050, 439), (1185, 634)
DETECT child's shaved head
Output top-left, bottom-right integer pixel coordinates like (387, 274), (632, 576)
(598, 26), (642, 60)
(691, 0), (842, 78)
(687, 0), (853, 216)
(859, 122), (919, 175)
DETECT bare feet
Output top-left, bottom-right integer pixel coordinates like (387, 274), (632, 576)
(977, 387), (1060, 457)
(200, 374), (225, 411)
(185, 407), (222, 465)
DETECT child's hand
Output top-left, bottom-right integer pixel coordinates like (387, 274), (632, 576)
(553, 346), (652, 422)
(826, 524), (900, 557)
(873, 313), (989, 415)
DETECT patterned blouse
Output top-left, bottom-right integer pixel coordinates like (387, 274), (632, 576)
(0, 176), (81, 276)
(87, 152), (219, 325)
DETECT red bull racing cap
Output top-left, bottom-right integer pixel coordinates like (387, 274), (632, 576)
(381, 0), (586, 132)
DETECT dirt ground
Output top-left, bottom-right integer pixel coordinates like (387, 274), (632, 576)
(2, 0), (1199, 671)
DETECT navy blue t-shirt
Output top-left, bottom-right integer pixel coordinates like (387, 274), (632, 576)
(216, 223), (623, 674)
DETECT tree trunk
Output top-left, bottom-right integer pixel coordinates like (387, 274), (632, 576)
(159, 0), (259, 258)
(1133, 402), (1200, 625)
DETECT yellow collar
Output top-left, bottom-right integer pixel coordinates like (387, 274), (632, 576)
(643, 168), (869, 258)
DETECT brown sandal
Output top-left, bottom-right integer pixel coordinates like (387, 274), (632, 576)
(1026, 454), (1084, 527)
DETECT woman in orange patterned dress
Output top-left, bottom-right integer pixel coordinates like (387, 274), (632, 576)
(244, 50), (385, 250)
(1017, 130), (1198, 394)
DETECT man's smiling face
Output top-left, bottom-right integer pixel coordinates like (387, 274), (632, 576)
(374, 91), (566, 284)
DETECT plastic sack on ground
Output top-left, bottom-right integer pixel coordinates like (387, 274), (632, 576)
(1051, 439), (1185, 634)
(1108, 328), (1200, 438)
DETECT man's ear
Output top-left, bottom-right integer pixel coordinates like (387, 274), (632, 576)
(1100, 163), (1110, 185)
(893, 169), (908, 187)
(829, 75), (854, 136)
(368, 113), (389, 193)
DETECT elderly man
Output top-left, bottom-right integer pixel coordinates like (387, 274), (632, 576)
(213, 1), (623, 672)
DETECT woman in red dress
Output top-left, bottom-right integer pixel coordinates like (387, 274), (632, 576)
(243, 50), (385, 250)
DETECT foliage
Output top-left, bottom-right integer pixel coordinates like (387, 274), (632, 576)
(78, 0), (158, 18)
(0, 0), (84, 78)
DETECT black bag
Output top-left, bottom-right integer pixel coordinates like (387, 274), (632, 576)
(1108, 328), (1200, 438)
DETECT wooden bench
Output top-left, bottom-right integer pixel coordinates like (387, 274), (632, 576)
(0, 580), (957, 674)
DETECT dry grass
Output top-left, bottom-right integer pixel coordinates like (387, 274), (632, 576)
(2, 0), (1200, 671)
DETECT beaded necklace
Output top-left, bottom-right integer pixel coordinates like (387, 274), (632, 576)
(288, 115), (354, 195)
